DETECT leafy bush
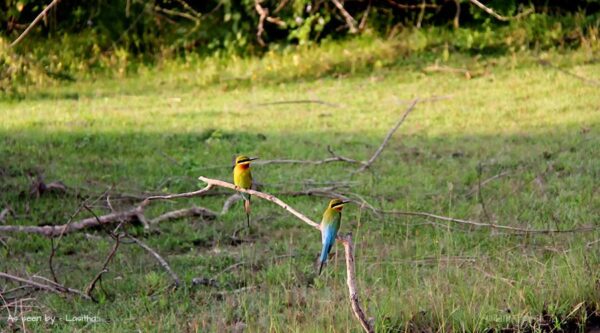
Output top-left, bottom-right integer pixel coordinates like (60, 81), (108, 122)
(1, 0), (599, 96)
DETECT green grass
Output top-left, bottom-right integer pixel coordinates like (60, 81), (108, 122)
(1, 42), (600, 332)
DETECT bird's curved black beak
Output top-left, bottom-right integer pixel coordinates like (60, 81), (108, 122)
(332, 200), (351, 208)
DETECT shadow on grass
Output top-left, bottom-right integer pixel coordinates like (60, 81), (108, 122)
(0, 127), (599, 331)
(1, 126), (598, 221)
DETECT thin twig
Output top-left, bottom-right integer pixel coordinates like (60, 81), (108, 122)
(468, 0), (534, 21)
(213, 285), (257, 297)
(423, 64), (471, 78)
(340, 234), (374, 333)
(50, 193), (107, 283)
(331, 0), (358, 33)
(48, 202), (85, 283)
(477, 163), (493, 224)
(395, 95), (453, 105)
(586, 239), (600, 248)
(0, 207), (13, 224)
(466, 170), (510, 197)
(356, 99), (419, 173)
(380, 210), (598, 234)
(10, 0), (61, 47)
(538, 59), (600, 87)
(252, 99), (340, 107)
(143, 184), (213, 202)
(154, 6), (200, 23)
(150, 206), (217, 224)
(273, 0), (289, 13)
(385, 0), (438, 9)
(0, 272), (90, 300)
(472, 266), (516, 287)
(254, 0), (286, 46)
(85, 234), (122, 300)
(173, 0), (202, 18)
(127, 236), (181, 287)
(257, 146), (362, 166)
(452, 0), (460, 28)
(48, 238), (59, 283)
(358, 0), (372, 31)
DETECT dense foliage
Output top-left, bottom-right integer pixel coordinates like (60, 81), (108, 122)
(1, 0), (600, 95)
(3, 0), (600, 52)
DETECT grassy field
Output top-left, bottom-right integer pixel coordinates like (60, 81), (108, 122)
(1, 43), (600, 332)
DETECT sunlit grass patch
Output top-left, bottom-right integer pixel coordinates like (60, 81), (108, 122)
(1, 45), (599, 332)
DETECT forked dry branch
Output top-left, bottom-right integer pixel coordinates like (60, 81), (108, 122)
(197, 176), (374, 332)
(0, 272), (90, 301)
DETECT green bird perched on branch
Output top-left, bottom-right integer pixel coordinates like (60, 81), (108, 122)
(233, 155), (258, 228)
(318, 198), (350, 275)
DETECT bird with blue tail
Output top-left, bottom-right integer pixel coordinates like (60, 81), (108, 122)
(318, 198), (350, 275)
(233, 155), (258, 228)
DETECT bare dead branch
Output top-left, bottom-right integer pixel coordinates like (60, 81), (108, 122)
(331, 0), (358, 33)
(213, 285), (257, 297)
(477, 163), (493, 224)
(150, 206), (217, 225)
(385, 0), (438, 10)
(472, 266), (516, 287)
(48, 238), (59, 283)
(276, 186), (379, 217)
(257, 156), (361, 166)
(0, 272), (91, 301)
(172, 0), (202, 20)
(256, 145), (362, 167)
(416, 0), (426, 28)
(49, 191), (112, 283)
(468, 0), (534, 22)
(340, 234), (374, 333)
(277, 186), (347, 198)
(586, 239), (600, 248)
(143, 184), (213, 203)
(251, 99), (340, 107)
(255, 0), (268, 47)
(453, 0), (460, 29)
(273, 0), (289, 14)
(10, 0), (61, 47)
(395, 94), (453, 105)
(154, 6), (200, 23)
(128, 236), (181, 287)
(85, 234), (122, 300)
(356, 99), (418, 173)
(198, 176), (373, 332)
(221, 194), (243, 215)
(380, 210), (598, 234)
(254, 0), (286, 46)
(0, 207), (13, 224)
(423, 63), (472, 79)
(0, 186), (213, 237)
(466, 170), (511, 197)
(199, 177), (320, 229)
(538, 59), (600, 87)
(0, 206), (144, 237)
(358, 0), (372, 31)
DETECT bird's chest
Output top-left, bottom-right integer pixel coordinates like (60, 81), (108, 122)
(234, 166), (252, 188)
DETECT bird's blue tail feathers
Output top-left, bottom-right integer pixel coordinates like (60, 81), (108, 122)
(318, 226), (336, 275)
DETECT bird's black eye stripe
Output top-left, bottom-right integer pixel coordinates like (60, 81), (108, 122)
(331, 202), (345, 208)
(237, 158), (251, 164)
